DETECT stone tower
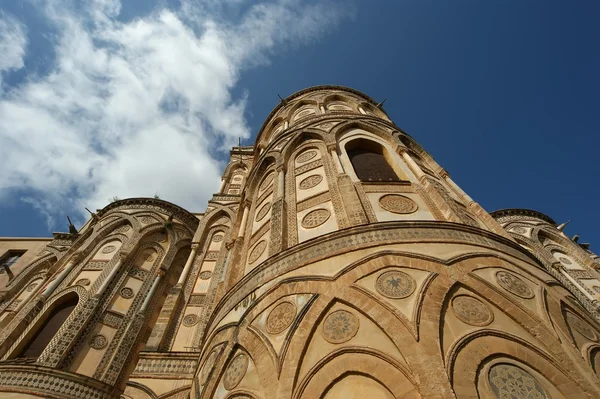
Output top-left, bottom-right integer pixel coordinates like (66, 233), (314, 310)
(0, 86), (599, 398)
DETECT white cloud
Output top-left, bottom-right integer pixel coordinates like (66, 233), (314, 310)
(0, 0), (352, 230)
(0, 11), (27, 88)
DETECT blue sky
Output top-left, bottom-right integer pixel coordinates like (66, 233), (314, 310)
(0, 1), (598, 251)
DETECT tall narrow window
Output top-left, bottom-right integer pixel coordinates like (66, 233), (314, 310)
(18, 294), (78, 359)
(347, 140), (400, 182)
(0, 250), (26, 280)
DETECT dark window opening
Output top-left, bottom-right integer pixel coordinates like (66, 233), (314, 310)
(18, 295), (78, 359)
(0, 250), (26, 279)
(347, 143), (400, 182)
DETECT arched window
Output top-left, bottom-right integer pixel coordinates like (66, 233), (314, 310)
(18, 294), (78, 359)
(347, 140), (400, 182)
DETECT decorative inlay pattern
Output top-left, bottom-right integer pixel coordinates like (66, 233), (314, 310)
(379, 194), (418, 214)
(375, 270), (416, 299)
(212, 234), (224, 242)
(183, 314), (200, 327)
(301, 208), (331, 229)
(452, 295), (493, 326)
(223, 353), (249, 390)
(259, 173), (275, 192)
(75, 278), (91, 287)
(115, 225), (130, 233)
(200, 349), (219, 385)
(266, 301), (296, 334)
(102, 245), (117, 254)
(199, 270), (213, 280)
(558, 256), (572, 265)
(489, 364), (546, 399)
(297, 150), (318, 164)
(256, 202), (272, 222)
(27, 283), (38, 292)
(322, 309), (359, 344)
(120, 287), (134, 299)
(248, 240), (267, 264)
(90, 334), (108, 349)
(140, 216), (156, 224)
(566, 312), (598, 341)
(495, 271), (534, 299)
(512, 227), (527, 234)
(299, 174), (323, 190)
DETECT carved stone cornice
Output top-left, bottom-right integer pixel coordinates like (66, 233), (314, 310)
(490, 208), (556, 225)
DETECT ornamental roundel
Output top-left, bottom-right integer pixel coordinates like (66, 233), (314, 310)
(512, 227), (527, 234)
(495, 271), (534, 299)
(102, 245), (117, 254)
(248, 240), (267, 264)
(266, 301), (297, 334)
(259, 173), (275, 192)
(183, 314), (200, 327)
(299, 174), (323, 190)
(223, 353), (249, 390)
(301, 209), (331, 229)
(200, 349), (219, 385)
(120, 287), (134, 299)
(566, 312), (598, 341)
(75, 278), (91, 287)
(255, 202), (272, 222)
(451, 295), (493, 327)
(558, 256), (572, 265)
(199, 271), (213, 280)
(378, 194), (418, 214)
(296, 150), (318, 164)
(375, 270), (415, 299)
(212, 234), (224, 242)
(90, 334), (108, 349)
(488, 364), (547, 399)
(26, 283), (38, 292)
(321, 309), (360, 344)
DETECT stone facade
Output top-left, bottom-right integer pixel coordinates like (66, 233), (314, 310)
(0, 86), (599, 398)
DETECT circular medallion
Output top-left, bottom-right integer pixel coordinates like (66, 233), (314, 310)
(495, 271), (534, 299)
(212, 234), (224, 242)
(199, 271), (213, 280)
(223, 353), (249, 390)
(266, 301), (297, 334)
(593, 286), (600, 294)
(259, 173), (275, 192)
(102, 245), (117, 254)
(140, 216), (156, 224)
(558, 256), (572, 265)
(512, 227), (527, 234)
(183, 314), (199, 327)
(90, 334), (108, 349)
(379, 195), (418, 214)
(255, 202), (271, 222)
(375, 270), (416, 299)
(26, 283), (38, 292)
(75, 278), (90, 287)
(301, 209), (331, 229)
(120, 287), (134, 299)
(296, 150), (317, 164)
(248, 240), (267, 264)
(452, 295), (493, 326)
(566, 312), (598, 341)
(200, 349), (219, 385)
(489, 364), (546, 399)
(321, 309), (360, 344)
(299, 174), (323, 190)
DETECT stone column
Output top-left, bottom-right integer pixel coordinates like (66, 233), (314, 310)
(237, 204), (250, 238)
(39, 252), (81, 301)
(177, 243), (200, 287)
(94, 251), (127, 298)
(270, 166), (287, 255)
(218, 179), (226, 194)
(399, 147), (425, 180)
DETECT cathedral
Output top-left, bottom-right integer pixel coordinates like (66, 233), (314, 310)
(1, 86), (600, 399)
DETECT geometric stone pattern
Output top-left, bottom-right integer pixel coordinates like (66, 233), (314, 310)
(452, 295), (494, 327)
(488, 364), (546, 399)
(379, 194), (418, 214)
(321, 309), (360, 344)
(495, 271), (535, 299)
(375, 270), (416, 299)
(266, 301), (296, 334)
(223, 353), (249, 390)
